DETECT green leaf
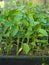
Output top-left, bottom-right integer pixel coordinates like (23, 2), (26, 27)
(38, 29), (48, 36)
(11, 26), (19, 37)
(0, 17), (4, 23)
(31, 42), (36, 46)
(33, 21), (39, 26)
(5, 22), (13, 27)
(42, 63), (45, 65)
(22, 43), (30, 54)
(28, 26), (32, 31)
(22, 19), (29, 27)
(18, 6), (25, 11)
(36, 39), (48, 43)
(2, 8), (9, 17)
(25, 31), (32, 37)
(40, 18), (47, 24)
(28, 14), (34, 26)
(4, 31), (10, 37)
(14, 13), (23, 21)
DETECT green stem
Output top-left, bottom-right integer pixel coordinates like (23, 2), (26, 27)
(21, 38), (24, 45)
(27, 37), (29, 44)
(0, 43), (2, 55)
(6, 36), (13, 55)
(16, 37), (19, 55)
(21, 38), (24, 49)
(47, 36), (48, 44)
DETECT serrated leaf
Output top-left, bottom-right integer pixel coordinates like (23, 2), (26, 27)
(22, 43), (30, 54)
(38, 29), (48, 36)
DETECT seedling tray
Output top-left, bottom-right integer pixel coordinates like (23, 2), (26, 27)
(0, 56), (49, 65)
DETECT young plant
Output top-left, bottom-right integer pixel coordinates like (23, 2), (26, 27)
(0, 1), (49, 56)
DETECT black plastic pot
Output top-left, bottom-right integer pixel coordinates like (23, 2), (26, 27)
(0, 56), (49, 65)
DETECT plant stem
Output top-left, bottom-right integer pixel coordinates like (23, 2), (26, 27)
(0, 43), (2, 55)
(47, 36), (48, 44)
(27, 37), (29, 44)
(6, 37), (12, 55)
(22, 38), (24, 45)
(16, 37), (19, 55)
